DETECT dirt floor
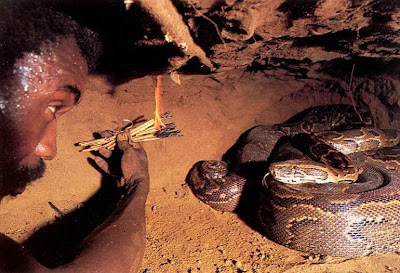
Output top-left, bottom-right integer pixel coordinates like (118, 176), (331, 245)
(1, 71), (400, 272)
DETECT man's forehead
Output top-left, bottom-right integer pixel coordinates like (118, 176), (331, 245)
(13, 37), (88, 92)
(18, 37), (87, 73)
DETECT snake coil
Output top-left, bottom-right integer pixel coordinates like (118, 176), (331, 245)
(187, 105), (400, 257)
(188, 160), (246, 212)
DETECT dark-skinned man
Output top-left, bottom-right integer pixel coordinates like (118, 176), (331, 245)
(0, 3), (149, 272)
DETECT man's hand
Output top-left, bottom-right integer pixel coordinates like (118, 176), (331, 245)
(93, 131), (149, 194)
(71, 131), (150, 273)
(1, 132), (150, 273)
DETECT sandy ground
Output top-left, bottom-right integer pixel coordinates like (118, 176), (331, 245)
(1, 71), (400, 272)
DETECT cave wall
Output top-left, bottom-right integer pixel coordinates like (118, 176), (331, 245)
(53, 0), (400, 128)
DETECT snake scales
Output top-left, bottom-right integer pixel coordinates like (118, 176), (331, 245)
(187, 104), (400, 257)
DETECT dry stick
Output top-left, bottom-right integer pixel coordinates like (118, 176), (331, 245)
(77, 119), (156, 152)
(77, 113), (180, 152)
(134, 128), (156, 135)
(348, 63), (364, 122)
(77, 75), (180, 152)
(129, 119), (155, 136)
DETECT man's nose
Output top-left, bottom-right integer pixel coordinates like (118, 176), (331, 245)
(34, 121), (57, 160)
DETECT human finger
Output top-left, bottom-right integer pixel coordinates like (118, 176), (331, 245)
(100, 130), (113, 138)
(98, 147), (112, 158)
(116, 132), (132, 151)
(94, 156), (110, 174)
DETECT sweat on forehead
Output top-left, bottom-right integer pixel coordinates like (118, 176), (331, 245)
(12, 37), (88, 94)
(0, 2), (101, 94)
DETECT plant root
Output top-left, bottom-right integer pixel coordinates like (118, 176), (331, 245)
(137, 0), (214, 71)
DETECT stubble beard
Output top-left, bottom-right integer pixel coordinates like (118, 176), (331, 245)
(0, 159), (46, 197)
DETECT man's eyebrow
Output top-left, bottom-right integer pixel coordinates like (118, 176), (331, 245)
(64, 85), (82, 104)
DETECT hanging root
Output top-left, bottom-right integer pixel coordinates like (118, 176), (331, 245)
(347, 64), (364, 123)
(189, 3), (226, 50)
(135, 0), (214, 71)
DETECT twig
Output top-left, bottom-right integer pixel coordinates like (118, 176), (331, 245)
(189, 3), (227, 50)
(76, 113), (181, 152)
(77, 74), (181, 152)
(347, 63), (364, 122)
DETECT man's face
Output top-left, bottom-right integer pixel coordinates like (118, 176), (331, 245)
(1, 37), (88, 196)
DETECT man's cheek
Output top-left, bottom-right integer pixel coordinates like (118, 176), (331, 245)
(13, 123), (45, 163)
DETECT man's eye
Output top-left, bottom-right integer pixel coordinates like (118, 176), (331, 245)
(48, 105), (57, 114)
(47, 104), (65, 117)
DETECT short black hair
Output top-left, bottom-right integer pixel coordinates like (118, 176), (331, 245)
(0, 1), (102, 94)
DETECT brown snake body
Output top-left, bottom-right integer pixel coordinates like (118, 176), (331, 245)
(187, 104), (400, 257)
(188, 160), (246, 212)
(269, 128), (400, 184)
(260, 138), (400, 257)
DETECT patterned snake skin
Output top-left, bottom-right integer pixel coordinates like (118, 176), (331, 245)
(187, 104), (400, 257)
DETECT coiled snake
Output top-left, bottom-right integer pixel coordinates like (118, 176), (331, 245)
(187, 104), (400, 257)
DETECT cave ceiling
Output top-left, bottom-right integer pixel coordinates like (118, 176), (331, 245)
(56, 0), (400, 81)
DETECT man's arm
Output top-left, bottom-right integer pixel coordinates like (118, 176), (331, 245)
(56, 174), (149, 273)
(1, 135), (149, 273)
